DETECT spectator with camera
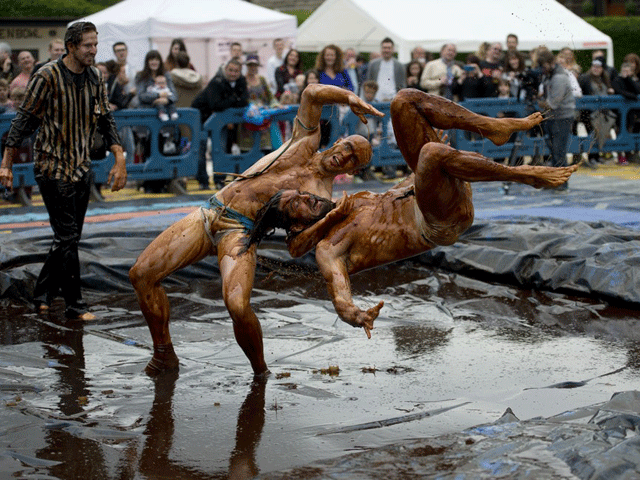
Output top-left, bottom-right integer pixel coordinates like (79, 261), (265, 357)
(502, 51), (527, 101)
(537, 49), (575, 190)
(452, 54), (486, 101)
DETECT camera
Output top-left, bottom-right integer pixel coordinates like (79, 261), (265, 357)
(516, 69), (541, 103)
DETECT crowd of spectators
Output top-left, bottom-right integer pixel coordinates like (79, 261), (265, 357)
(1, 32), (639, 194)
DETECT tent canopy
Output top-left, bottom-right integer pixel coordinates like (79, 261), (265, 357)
(78, 0), (297, 80)
(296, 0), (613, 64)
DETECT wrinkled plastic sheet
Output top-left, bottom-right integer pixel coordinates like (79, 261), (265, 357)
(259, 391), (640, 480)
(417, 217), (640, 307)
(1, 213), (640, 310)
(2, 196), (640, 478)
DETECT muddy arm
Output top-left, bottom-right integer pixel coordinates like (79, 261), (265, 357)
(315, 238), (383, 339)
(294, 84), (383, 141)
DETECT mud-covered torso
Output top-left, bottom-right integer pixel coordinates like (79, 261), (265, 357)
(334, 186), (474, 274)
(215, 134), (329, 223)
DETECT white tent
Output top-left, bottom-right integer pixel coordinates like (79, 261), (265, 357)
(297, 0), (613, 64)
(77, 0), (297, 80)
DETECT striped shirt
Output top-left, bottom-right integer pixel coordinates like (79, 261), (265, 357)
(6, 56), (120, 182)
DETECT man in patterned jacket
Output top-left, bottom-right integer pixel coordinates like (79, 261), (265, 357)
(0, 21), (127, 320)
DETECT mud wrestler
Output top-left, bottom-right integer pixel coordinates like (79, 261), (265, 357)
(129, 84), (383, 376)
(257, 89), (578, 338)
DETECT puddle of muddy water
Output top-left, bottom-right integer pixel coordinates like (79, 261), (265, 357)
(0, 261), (639, 479)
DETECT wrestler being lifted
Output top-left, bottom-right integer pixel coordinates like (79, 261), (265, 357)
(129, 84), (383, 377)
(257, 89), (578, 338)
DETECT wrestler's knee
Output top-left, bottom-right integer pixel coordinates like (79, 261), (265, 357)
(224, 294), (252, 325)
(129, 259), (151, 291)
(391, 89), (419, 117)
(419, 142), (453, 162)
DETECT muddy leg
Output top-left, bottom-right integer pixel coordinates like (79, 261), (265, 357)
(416, 143), (579, 201)
(129, 211), (212, 375)
(218, 236), (269, 376)
(391, 88), (543, 172)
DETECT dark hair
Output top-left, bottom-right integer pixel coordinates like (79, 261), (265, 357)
(465, 54), (481, 65)
(112, 41), (127, 53)
(623, 52), (640, 76)
(170, 38), (187, 53)
(362, 79), (379, 92)
(536, 50), (555, 67)
(226, 58), (243, 70)
(165, 38), (188, 70)
(176, 51), (190, 69)
(283, 49), (301, 70)
(503, 51), (525, 73)
(64, 22), (97, 53)
(406, 60), (423, 78)
(303, 69), (320, 90)
(247, 191), (288, 248)
(381, 37), (394, 46)
(105, 59), (120, 76)
(137, 50), (165, 82)
(246, 191), (335, 249)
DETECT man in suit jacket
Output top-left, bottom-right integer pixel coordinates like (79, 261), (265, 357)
(366, 37), (406, 102)
(420, 43), (463, 99)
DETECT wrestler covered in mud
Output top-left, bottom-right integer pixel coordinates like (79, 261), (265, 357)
(129, 84), (383, 377)
(256, 89), (578, 338)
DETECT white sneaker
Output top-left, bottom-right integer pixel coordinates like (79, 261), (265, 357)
(159, 113), (169, 122)
(170, 112), (179, 121)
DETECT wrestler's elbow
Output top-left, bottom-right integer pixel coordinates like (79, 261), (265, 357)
(315, 244), (341, 278)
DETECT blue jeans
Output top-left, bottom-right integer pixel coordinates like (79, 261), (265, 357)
(34, 170), (91, 306)
(548, 117), (573, 168)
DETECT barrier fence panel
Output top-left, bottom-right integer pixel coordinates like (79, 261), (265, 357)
(90, 108), (201, 185)
(203, 105), (342, 177)
(0, 108), (201, 190)
(2, 95), (639, 205)
(340, 102), (400, 169)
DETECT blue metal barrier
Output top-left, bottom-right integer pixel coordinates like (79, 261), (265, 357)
(203, 105), (342, 175)
(2, 95), (639, 201)
(0, 107), (201, 189)
(340, 95), (640, 167)
(341, 102), (398, 168)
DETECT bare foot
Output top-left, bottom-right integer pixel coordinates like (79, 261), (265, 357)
(77, 312), (97, 321)
(145, 344), (179, 376)
(522, 163), (579, 189)
(487, 112), (544, 146)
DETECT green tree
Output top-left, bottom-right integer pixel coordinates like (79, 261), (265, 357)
(0, 0), (120, 18)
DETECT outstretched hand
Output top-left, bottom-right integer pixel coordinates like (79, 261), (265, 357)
(333, 190), (354, 217)
(349, 95), (384, 124)
(343, 300), (384, 339)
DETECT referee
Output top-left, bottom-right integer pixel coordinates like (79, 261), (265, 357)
(0, 22), (127, 320)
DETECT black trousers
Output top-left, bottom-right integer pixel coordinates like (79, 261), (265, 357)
(34, 170), (91, 306)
